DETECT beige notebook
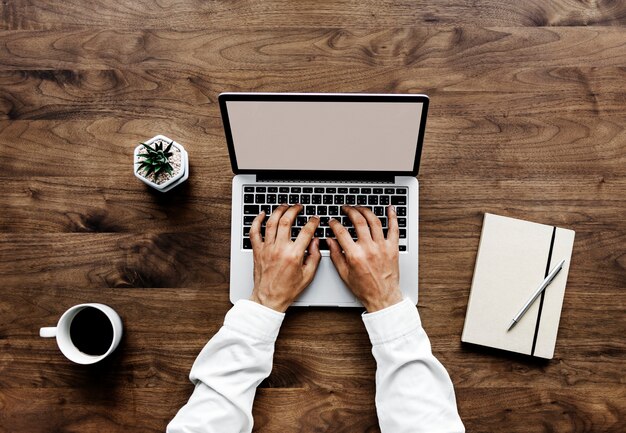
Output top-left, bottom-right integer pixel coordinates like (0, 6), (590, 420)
(462, 213), (575, 359)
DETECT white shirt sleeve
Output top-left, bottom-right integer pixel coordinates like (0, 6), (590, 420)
(167, 297), (463, 433)
(166, 299), (284, 433)
(362, 297), (465, 433)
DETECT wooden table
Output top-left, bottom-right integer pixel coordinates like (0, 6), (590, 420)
(1, 1), (625, 432)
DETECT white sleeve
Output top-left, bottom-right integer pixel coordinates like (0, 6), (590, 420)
(362, 298), (465, 433)
(167, 299), (284, 433)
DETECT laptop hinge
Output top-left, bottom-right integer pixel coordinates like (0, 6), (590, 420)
(256, 172), (396, 183)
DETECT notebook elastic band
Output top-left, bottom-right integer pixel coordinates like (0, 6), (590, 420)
(531, 226), (556, 356)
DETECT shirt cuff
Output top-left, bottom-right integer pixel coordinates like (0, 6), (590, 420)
(224, 299), (286, 343)
(362, 298), (422, 345)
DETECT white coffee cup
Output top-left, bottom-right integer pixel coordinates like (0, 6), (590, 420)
(40, 303), (123, 365)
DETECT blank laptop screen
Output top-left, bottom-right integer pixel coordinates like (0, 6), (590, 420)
(226, 100), (425, 172)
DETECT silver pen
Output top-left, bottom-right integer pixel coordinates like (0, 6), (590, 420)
(507, 259), (566, 331)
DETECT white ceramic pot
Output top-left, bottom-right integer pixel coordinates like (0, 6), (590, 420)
(134, 134), (189, 192)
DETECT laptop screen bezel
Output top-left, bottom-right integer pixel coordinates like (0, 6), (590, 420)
(218, 92), (429, 178)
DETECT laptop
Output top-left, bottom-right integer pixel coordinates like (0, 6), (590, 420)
(219, 92), (429, 307)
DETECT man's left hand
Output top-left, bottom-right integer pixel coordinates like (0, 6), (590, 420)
(249, 204), (321, 312)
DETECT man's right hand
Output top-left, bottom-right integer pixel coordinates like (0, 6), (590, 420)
(327, 205), (404, 313)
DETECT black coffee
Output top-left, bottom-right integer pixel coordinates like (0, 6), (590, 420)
(69, 307), (114, 356)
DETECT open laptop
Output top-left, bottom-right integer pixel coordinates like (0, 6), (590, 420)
(219, 93), (429, 307)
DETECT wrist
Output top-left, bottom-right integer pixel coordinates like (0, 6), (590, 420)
(249, 292), (291, 313)
(361, 290), (403, 313)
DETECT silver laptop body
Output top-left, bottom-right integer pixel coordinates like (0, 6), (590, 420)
(219, 93), (429, 307)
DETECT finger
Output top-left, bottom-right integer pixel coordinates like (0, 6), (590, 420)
(264, 204), (288, 244)
(343, 206), (371, 242)
(354, 206), (384, 242)
(249, 211), (265, 249)
(303, 237), (322, 279)
(327, 237), (349, 278)
(329, 217), (356, 253)
(294, 215), (319, 251)
(386, 205), (399, 244)
(276, 204), (302, 242)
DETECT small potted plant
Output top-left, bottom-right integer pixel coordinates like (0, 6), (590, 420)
(134, 135), (189, 192)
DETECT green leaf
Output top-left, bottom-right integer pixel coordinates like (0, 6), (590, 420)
(141, 142), (154, 152)
(164, 140), (173, 154)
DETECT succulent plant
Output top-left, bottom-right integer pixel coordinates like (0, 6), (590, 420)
(136, 140), (174, 182)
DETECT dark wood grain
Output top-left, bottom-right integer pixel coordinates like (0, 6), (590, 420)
(2, 28), (626, 72)
(1, 1), (625, 432)
(3, 70), (626, 119)
(3, 0), (626, 30)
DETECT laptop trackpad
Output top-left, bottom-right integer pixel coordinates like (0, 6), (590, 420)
(295, 256), (356, 305)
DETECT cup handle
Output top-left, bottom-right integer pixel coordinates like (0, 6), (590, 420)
(40, 327), (57, 338)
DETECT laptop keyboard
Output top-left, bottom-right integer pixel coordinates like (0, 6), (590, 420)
(241, 185), (408, 251)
